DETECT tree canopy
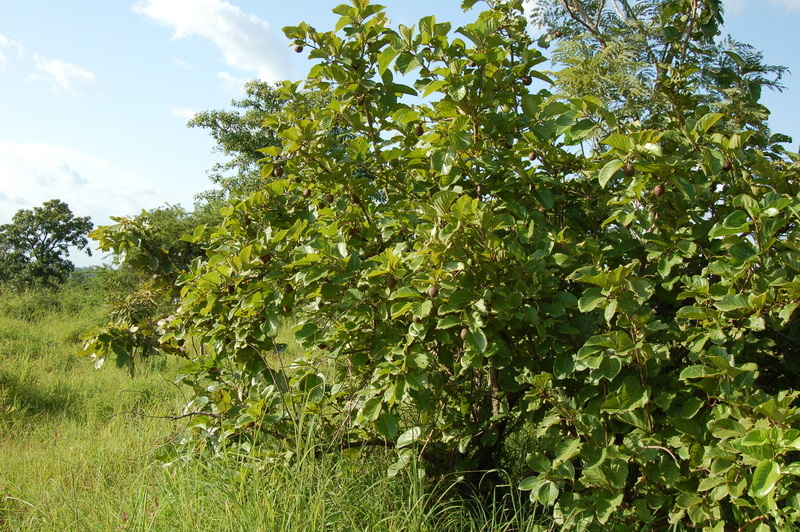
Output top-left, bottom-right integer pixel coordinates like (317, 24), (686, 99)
(0, 199), (92, 289)
(85, 0), (800, 528)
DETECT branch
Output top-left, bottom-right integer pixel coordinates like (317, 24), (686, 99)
(170, 411), (222, 421)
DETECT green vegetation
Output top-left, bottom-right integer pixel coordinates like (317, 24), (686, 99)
(5, 0), (800, 530)
(0, 199), (93, 289)
(3, 283), (542, 531)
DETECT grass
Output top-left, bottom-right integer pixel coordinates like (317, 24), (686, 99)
(0, 282), (544, 531)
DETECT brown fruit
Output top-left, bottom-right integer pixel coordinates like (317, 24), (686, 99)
(414, 124), (424, 136)
(623, 163), (636, 177)
(428, 285), (439, 298)
(521, 75), (532, 86)
(177, 339), (185, 347)
(412, 316), (421, 323)
(554, 30), (563, 38)
(284, 283), (293, 294)
(302, 188), (311, 197)
(325, 194), (334, 203)
(356, 95), (366, 105)
(317, 344), (328, 350)
(653, 184), (665, 196)
(386, 276), (397, 289)
(261, 253), (271, 263)
(294, 44), (304, 53)
(461, 327), (469, 340)
(273, 166), (284, 177)
(282, 305), (292, 313)
(722, 159), (733, 172)
(528, 150), (537, 160)
(469, 60), (477, 67)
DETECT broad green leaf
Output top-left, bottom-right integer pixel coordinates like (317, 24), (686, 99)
(751, 459), (781, 498)
(397, 427), (422, 448)
(598, 159), (623, 188)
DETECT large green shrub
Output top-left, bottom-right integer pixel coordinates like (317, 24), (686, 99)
(86, 0), (800, 528)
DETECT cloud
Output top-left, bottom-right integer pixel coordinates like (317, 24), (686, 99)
(174, 58), (194, 70)
(171, 106), (197, 120)
(0, 32), (23, 68)
(29, 54), (96, 91)
(726, 0), (800, 11)
(0, 142), (165, 233)
(769, 0), (800, 10)
(218, 70), (248, 92)
(133, 0), (292, 83)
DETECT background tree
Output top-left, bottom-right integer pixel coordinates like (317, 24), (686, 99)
(533, 0), (788, 145)
(0, 199), (92, 289)
(189, 80), (337, 205)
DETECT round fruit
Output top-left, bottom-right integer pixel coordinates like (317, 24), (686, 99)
(414, 124), (424, 136)
(282, 305), (292, 313)
(461, 327), (469, 341)
(386, 276), (397, 289)
(302, 188), (311, 198)
(521, 75), (532, 86)
(273, 166), (284, 177)
(317, 344), (328, 350)
(356, 95), (366, 105)
(412, 316), (421, 323)
(653, 184), (665, 196)
(428, 285), (439, 298)
(325, 194), (334, 203)
(554, 30), (563, 38)
(623, 163), (636, 177)
(528, 150), (537, 161)
(722, 159), (733, 172)
(261, 253), (271, 263)
(284, 283), (293, 294)
(294, 44), (304, 53)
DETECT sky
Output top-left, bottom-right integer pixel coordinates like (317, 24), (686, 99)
(1, 0), (799, 268)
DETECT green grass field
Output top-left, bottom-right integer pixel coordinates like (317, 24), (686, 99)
(0, 284), (541, 531)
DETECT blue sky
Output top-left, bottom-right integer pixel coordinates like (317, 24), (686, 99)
(0, 0), (798, 267)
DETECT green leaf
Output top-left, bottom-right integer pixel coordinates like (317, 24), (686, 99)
(376, 411), (399, 440)
(693, 112), (724, 134)
(603, 134), (633, 153)
(714, 294), (750, 312)
(578, 286), (606, 312)
(751, 459), (781, 498)
(397, 427), (422, 448)
(598, 159), (623, 188)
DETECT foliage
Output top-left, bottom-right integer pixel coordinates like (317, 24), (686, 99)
(189, 80), (336, 205)
(534, 0), (788, 145)
(0, 199), (92, 289)
(81, 205), (216, 373)
(86, 0), (800, 528)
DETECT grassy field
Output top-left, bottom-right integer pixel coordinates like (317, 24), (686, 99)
(0, 283), (541, 531)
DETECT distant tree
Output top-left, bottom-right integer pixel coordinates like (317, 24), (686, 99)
(533, 0), (788, 145)
(0, 199), (92, 289)
(189, 80), (340, 206)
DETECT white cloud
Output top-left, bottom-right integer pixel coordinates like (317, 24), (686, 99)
(171, 106), (197, 120)
(174, 58), (194, 70)
(769, 0), (800, 10)
(218, 70), (248, 92)
(725, 0), (800, 11)
(0, 142), (165, 234)
(0, 32), (23, 68)
(29, 54), (96, 91)
(133, 0), (292, 83)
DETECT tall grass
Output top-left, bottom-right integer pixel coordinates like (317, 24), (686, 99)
(0, 282), (544, 531)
